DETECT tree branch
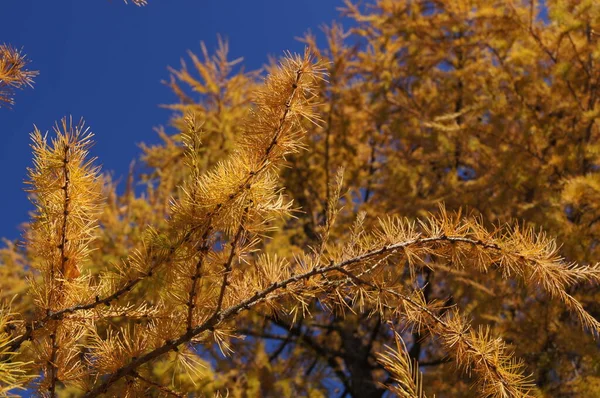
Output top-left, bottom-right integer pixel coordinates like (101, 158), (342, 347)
(83, 234), (500, 396)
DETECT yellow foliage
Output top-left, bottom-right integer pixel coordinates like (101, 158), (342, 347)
(3, 1), (600, 397)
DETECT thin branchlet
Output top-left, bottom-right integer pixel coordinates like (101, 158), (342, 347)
(214, 207), (248, 316)
(24, 117), (101, 395)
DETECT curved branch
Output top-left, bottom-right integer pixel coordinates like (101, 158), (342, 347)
(81, 235), (495, 396)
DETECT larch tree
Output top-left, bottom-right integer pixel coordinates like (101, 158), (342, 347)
(2, 1), (600, 397)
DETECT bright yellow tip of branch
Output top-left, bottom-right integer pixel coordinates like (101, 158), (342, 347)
(0, 44), (38, 107)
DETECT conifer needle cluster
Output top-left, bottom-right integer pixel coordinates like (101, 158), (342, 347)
(0, 45), (37, 107)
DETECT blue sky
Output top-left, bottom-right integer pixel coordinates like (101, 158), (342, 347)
(0, 0), (345, 241)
